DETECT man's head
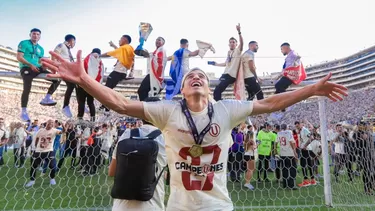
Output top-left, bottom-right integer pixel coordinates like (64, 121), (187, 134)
(180, 39), (189, 49)
(119, 35), (132, 46)
(274, 124), (280, 132)
(155, 37), (165, 48)
(64, 34), (76, 48)
(281, 124), (288, 131)
(294, 121), (302, 130)
(281, 42), (291, 56)
(33, 119), (38, 126)
(181, 68), (210, 100)
(29, 28), (41, 43)
(229, 37), (237, 50)
(264, 122), (272, 131)
(249, 41), (258, 53)
(91, 48), (101, 58)
(336, 124), (343, 133)
(46, 119), (54, 130)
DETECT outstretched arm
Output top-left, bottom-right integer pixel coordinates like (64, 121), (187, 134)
(41, 51), (146, 120)
(252, 73), (347, 115)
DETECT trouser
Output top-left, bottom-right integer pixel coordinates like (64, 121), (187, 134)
(281, 156), (297, 188)
(86, 145), (101, 173)
(14, 147), (25, 166)
(361, 160), (375, 192)
(334, 153), (353, 181)
(300, 149), (314, 180)
(79, 146), (89, 169)
(275, 76), (293, 94)
(138, 74), (150, 101)
(57, 145), (77, 169)
(77, 86), (95, 118)
(0, 146), (4, 165)
(138, 74), (163, 101)
(213, 74), (236, 101)
(228, 151), (243, 181)
(20, 67), (60, 108)
(244, 77), (264, 100)
(275, 158), (282, 180)
(43, 146), (58, 173)
(257, 155), (270, 180)
(30, 151), (56, 180)
(63, 81), (78, 108)
(101, 71), (127, 111)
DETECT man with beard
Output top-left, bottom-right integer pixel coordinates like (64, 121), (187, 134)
(241, 41), (264, 100)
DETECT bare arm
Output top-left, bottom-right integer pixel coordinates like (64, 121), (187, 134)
(100, 53), (111, 58)
(79, 74), (145, 119)
(238, 33), (243, 52)
(253, 73), (347, 115)
(248, 60), (258, 79)
(16, 52), (33, 67)
(214, 62), (226, 67)
(189, 50), (199, 57)
(252, 84), (315, 115)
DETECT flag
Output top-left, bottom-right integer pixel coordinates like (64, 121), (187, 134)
(283, 63), (306, 85)
(149, 46), (167, 97)
(165, 48), (185, 100)
(234, 63), (246, 100)
(84, 53), (104, 83)
(196, 40), (215, 58)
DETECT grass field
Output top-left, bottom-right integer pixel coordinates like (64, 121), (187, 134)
(0, 151), (374, 211)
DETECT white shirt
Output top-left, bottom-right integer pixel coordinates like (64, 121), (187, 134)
(277, 130), (295, 157)
(310, 140), (322, 157)
(334, 134), (346, 154)
(112, 124), (167, 211)
(54, 42), (73, 62)
(299, 127), (312, 150)
(113, 62), (129, 74)
(81, 127), (91, 147)
(100, 130), (114, 152)
(241, 50), (255, 79)
(13, 127), (27, 149)
(144, 100), (253, 211)
(223, 48), (242, 78)
(182, 49), (191, 75)
(34, 128), (60, 153)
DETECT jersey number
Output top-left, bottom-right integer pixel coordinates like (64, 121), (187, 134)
(178, 145), (221, 191)
(279, 137), (287, 146)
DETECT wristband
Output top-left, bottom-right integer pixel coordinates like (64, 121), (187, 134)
(238, 32), (242, 35)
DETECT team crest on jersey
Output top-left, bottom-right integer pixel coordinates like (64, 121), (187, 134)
(209, 123), (220, 137)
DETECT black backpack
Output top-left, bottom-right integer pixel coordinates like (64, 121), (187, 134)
(111, 128), (165, 201)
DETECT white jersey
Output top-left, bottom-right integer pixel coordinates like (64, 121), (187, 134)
(144, 100), (253, 211)
(112, 124), (167, 211)
(223, 48), (242, 78)
(277, 130), (295, 157)
(13, 127), (27, 148)
(299, 127), (312, 150)
(34, 128), (60, 153)
(54, 42), (73, 62)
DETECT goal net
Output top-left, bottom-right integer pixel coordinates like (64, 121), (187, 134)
(0, 88), (375, 211)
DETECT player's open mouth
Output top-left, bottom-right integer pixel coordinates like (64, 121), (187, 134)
(191, 81), (202, 87)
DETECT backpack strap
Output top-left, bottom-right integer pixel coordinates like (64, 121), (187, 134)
(146, 130), (162, 140)
(130, 128), (140, 138)
(155, 166), (167, 183)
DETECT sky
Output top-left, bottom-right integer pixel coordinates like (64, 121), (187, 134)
(1, 0), (375, 77)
